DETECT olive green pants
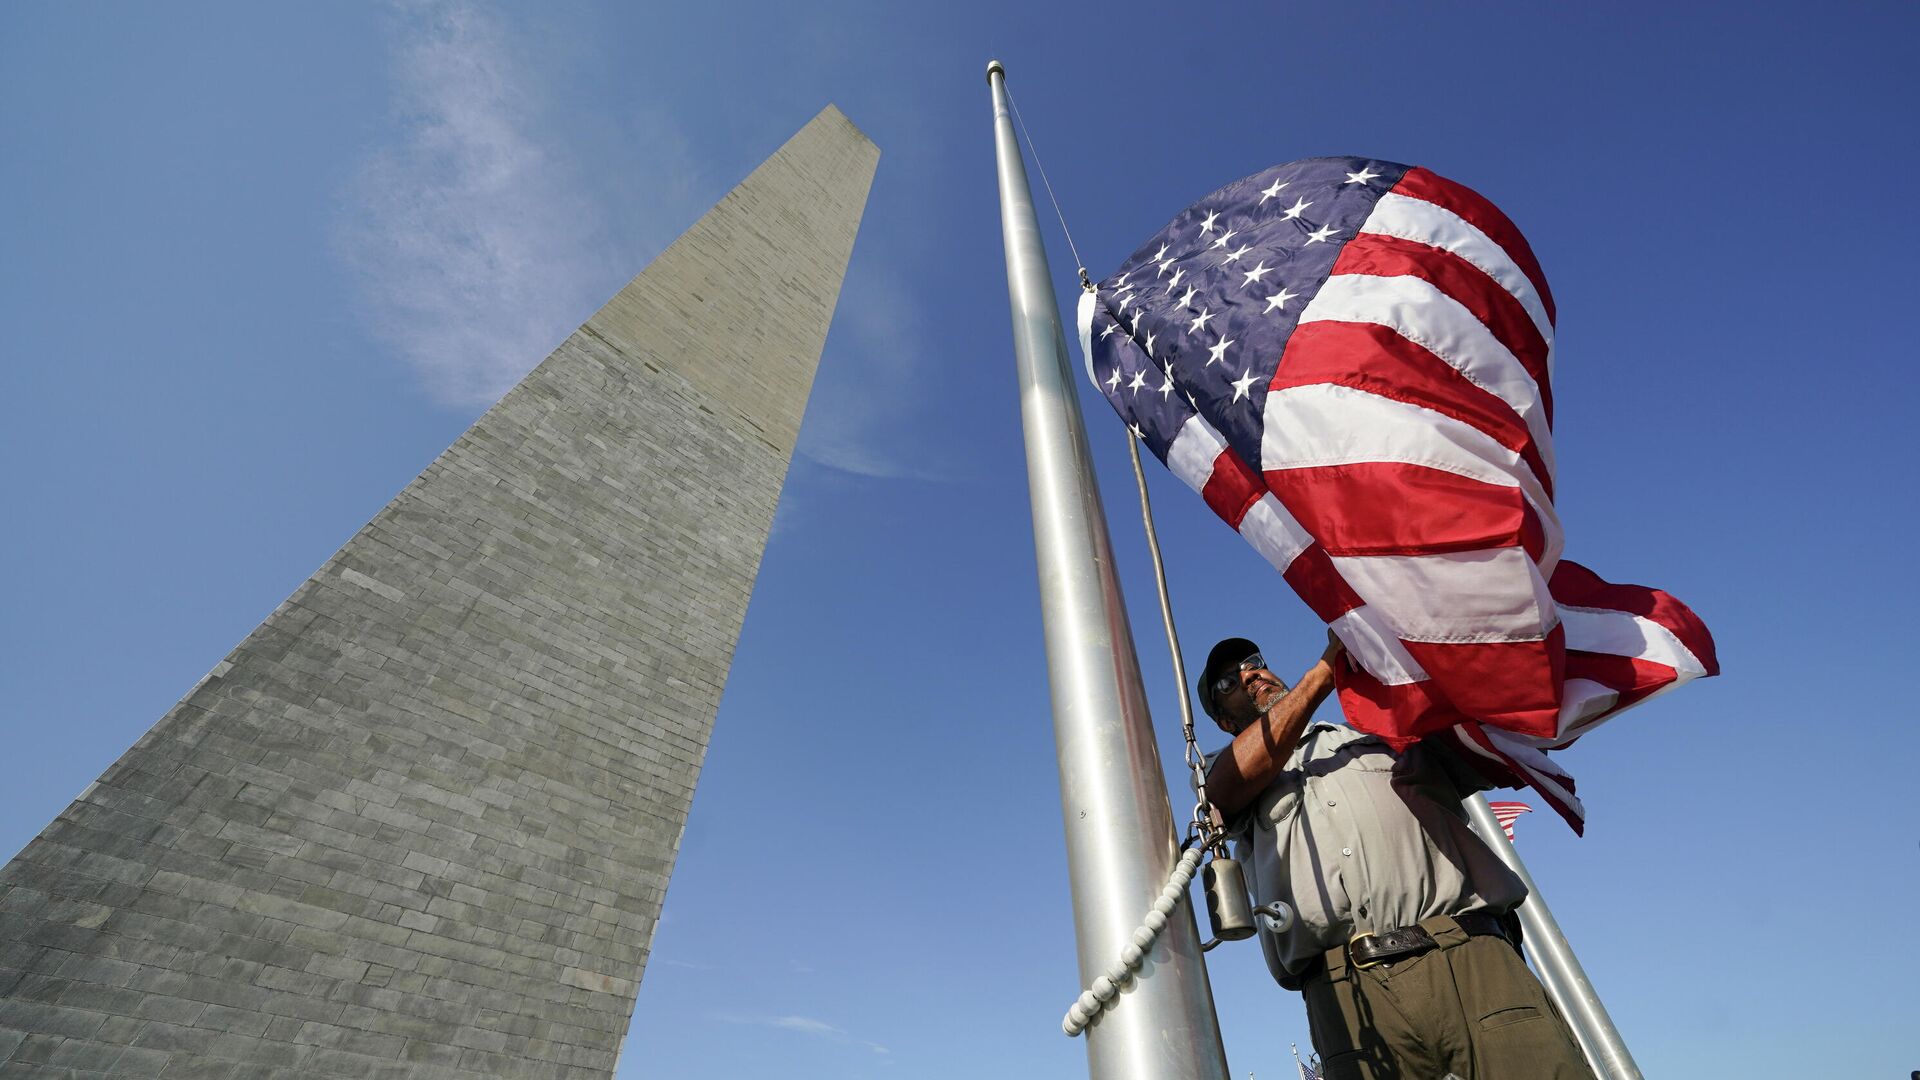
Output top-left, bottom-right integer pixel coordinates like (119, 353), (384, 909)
(1302, 916), (1594, 1080)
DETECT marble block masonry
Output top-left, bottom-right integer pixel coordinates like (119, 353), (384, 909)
(0, 106), (878, 1078)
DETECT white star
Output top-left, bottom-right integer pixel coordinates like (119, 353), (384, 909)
(1166, 268), (1186, 291)
(1281, 197), (1312, 220)
(1116, 292), (1134, 311)
(1211, 228), (1239, 249)
(1112, 272), (1130, 290)
(1178, 286), (1198, 308)
(1199, 210), (1220, 234)
(1099, 321), (1119, 339)
(1129, 369), (1148, 393)
(1129, 422), (1144, 439)
(1207, 337), (1235, 366)
(1231, 368), (1259, 402)
(1343, 166), (1381, 185)
(1305, 223), (1339, 244)
(1263, 287), (1300, 313)
(1158, 375), (1176, 399)
(1188, 308), (1215, 334)
(1223, 243), (1253, 264)
(1260, 178), (1289, 202)
(1106, 367), (1122, 391)
(1156, 257), (1176, 277)
(1184, 390), (1199, 409)
(1241, 261), (1274, 285)
(1130, 310), (1144, 332)
(1152, 244), (1170, 261)
(1143, 331), (1157, 356)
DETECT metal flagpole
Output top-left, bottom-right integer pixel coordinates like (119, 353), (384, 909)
(987, 59), (1230, 1080)
(1463, 793), (1643, 1080)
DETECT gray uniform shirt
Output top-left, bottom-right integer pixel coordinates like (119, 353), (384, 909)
(1221, 721), (1526, 986)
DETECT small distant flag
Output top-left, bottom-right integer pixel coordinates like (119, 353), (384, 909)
(1489, 800), (1533, 841)
(1292, 1043), (1321, 1080)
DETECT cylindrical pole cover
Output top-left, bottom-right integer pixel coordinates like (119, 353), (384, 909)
(987, 59), (1230, 1080)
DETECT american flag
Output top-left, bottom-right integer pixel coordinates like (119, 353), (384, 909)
(1488, 800), (1533, 841)
(1079, 157), (1718, 832)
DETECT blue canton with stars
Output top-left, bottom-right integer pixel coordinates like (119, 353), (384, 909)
(1087, 156), (1411, 474)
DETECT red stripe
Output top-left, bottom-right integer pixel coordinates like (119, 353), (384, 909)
(1279, 544), (1366, 624)
(1275, 320), (1554, 500)
(1565, 650), (1676, 700)
(1390, 168), (1557, 326)
(1328, 233), (1554, 423)
(1195, 445), (1368, 624)
(1542, 651), (1680, 748)
(1333, 661), (1468, 749)
(1264, 461), (1546, 562)
(1399, 626), (1566, 740)
(1201, 447), (1265, 528)
(1549, 560), (1719, 676)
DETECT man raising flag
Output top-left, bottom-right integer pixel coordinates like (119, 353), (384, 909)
(1079, 156), (1714, 1077)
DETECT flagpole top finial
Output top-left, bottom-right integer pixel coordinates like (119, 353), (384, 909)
(986, 59), (1005, 83)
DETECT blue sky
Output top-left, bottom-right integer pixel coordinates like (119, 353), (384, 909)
(3, 2), (1916, 1077)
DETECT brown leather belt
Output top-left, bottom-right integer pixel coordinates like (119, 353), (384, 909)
(1348, 912), (1509, 968)
(1288, 912), (1512, 987)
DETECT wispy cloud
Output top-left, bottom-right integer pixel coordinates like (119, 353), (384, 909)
(654, 958), (711, 970)
(714, 1012), (891, 1056)
(336, 2), (631, 408)
(797, 260), (966, 484)
(337, 0), (937, 488)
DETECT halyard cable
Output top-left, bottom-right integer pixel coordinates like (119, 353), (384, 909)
(1004, 84), (1093, 292)
(1124, 436), (1223, 854)
(1009, 88), (1233, 1039)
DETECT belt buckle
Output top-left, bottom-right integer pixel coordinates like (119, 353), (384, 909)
(1346, 931), (1387, 971)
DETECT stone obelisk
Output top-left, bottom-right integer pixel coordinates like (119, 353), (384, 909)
(0, 106), (878, 1078)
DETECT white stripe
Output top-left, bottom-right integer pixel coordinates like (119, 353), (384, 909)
(1559, 604), (1708, 681)
(1301, 273), (1554, 484)
(1165, 415), (1228, 494)
(1445, 726), (1507, 768)
(1077, 290), (1100, 388)
(1328, 547), (1557, 643)
(1260, 383), (1564, 567)
(1359, 192), (1554, 346)
(1238, 493), (1313, 574)
(1555, 677), (1620, 737)
(1170, 420), (1313, 576)
(1330, 606), (1428, 686)
(1481, 727), (1584, 820)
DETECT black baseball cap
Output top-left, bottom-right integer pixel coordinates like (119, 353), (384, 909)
(1198, 637), (1262, 721)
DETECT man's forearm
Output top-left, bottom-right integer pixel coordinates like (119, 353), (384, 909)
(1207, 660), (1336, 817)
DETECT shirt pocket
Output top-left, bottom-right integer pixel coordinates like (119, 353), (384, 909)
(1256, 780), (1302, 830)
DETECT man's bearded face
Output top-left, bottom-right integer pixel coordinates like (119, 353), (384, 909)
(1219, 666), (1290, 734)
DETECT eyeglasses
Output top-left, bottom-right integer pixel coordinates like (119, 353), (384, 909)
(1210, 653), (1267, 697)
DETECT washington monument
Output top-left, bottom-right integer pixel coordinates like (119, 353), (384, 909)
(0, 106), (878, 1078)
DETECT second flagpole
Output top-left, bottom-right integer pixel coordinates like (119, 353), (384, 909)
(1464, 793), (1643, 1080)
